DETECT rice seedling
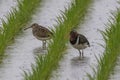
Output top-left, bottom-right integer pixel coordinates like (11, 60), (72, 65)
(0, 0), (42, 56)
(88, 9), (120, 80)
(24, 0), (92, 80)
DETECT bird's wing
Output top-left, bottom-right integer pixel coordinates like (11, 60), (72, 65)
(37, 26), (52, 37)
(78, 34), (89, 44)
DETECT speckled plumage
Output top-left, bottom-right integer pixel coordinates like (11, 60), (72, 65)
(24, 23), (53, 49)
(31, 23), (53, 40)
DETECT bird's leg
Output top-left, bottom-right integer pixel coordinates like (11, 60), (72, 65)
(78, 50), (82, 59)
(44, 40), (46, 49)
(42, 40), (46, 50)
(42, 41), (44, 49)
(82, 49), (84, 58)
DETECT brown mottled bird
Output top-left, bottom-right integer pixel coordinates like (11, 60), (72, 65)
(70, 30), (90, 58)
(24, 23), (53, 49)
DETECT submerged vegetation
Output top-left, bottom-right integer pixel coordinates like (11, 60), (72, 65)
(0, 0), (42, 55)
(88, 9), (120, 80)
(24, 0), (92, 80)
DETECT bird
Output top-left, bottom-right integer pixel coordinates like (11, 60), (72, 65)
(69, 30), (90, 58)
(24, 23), (53, 50)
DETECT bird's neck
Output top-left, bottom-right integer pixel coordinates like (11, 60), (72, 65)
(70, 36), (78, 45)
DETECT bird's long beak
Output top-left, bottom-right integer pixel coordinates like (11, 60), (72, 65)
(24, 26), (32, 30)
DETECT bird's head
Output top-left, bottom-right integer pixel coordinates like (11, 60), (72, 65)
(24, 23), (38, 30)
(70, 30), (78, 41)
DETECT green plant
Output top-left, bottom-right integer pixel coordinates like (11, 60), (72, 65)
(88, 9), (120, 80)
(0, 0), (42, 55)
(24, 0), (92, 80)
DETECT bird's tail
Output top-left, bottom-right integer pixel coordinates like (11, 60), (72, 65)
(87, 42), (90, 47)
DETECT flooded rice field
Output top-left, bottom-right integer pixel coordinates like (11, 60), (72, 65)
(0, 0), (120, 80)
(50, 0), (119, 80)
(0, 0), (17, 24)
(0, 0), (71, 80)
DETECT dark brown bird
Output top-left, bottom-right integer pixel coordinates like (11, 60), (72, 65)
(24, 23), (53, 49)
(70, 30), (90, 58)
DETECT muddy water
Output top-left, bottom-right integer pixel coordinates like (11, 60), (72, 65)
(0, 0), (71, 80)
(0, 0), (17, 25)
(50, 0), (119, 80)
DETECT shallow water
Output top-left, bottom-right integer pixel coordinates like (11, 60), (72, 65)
(0, 0), (120, 80)
(0, 0), (71, 80)
(50, 0), (119, 80)
(0, 0), (17, 25)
